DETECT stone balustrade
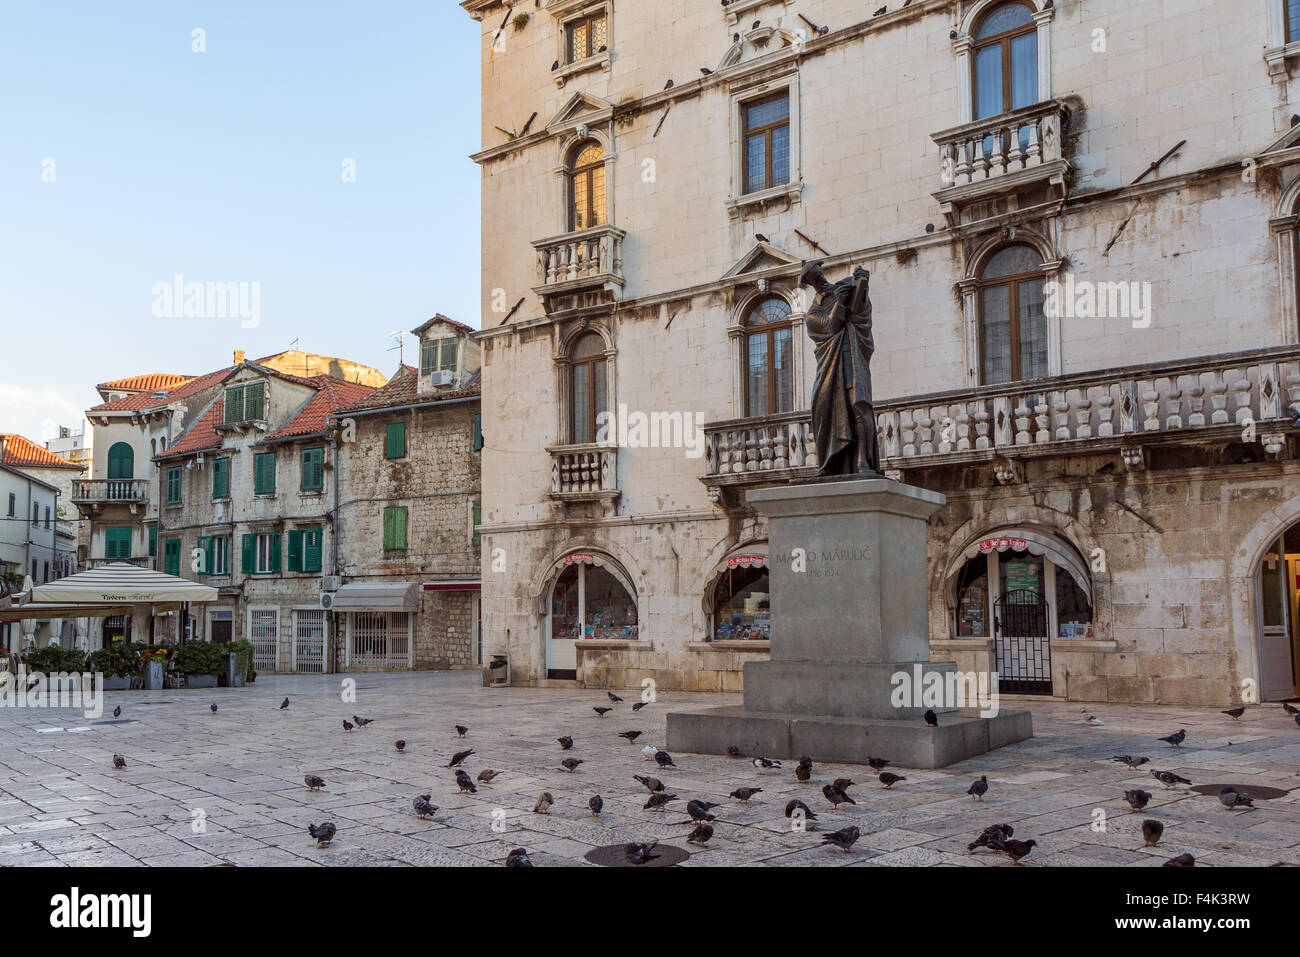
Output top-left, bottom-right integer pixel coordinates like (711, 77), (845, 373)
(550, 444), (618, 497)
(933, 99), (1068, 193)
(71, 479), (150, 505)
(531, 224), (626, 295)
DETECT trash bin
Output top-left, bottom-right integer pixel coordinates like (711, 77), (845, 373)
(486, 653), (509, 687)
(225, 653), (245, 688)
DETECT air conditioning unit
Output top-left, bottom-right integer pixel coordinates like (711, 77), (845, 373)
(319, 592), (336, 611)
(321, 575), (342, 592)
(427, 369), (454, 387)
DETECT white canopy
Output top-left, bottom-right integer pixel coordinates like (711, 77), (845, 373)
(0, 602), (125, 621)
(330, 582), (419, 611)
(27, 563), (218, 605)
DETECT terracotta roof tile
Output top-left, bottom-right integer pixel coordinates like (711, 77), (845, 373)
(157, 397), (225, 460)
(0, 434), (85, 471)
(410, 313), (476, 337)
(97, 373), (192, 393)
(339, 365), (480, 414)
(88, 367), (234, 412)
(265, 377), (379, 440)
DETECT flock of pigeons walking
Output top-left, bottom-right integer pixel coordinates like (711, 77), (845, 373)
(102, 691), (1294, 866)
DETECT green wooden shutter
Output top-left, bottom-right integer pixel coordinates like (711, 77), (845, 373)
(107, 442), (134, 479)
(213, 458), (229, 499)
(163, 538), (180, 576)
(396, 508), (407, 549)
(472, 500), (482, 546)
(383, 507), (408, 550)
(301, 447), (323, 491)
(473, 413), (483, 451)
(254, 452), (276, 494)
(106, 526), (132, 560)
(385, 421), (406, 459)
(241, 534), (254, 574)
(148, 524), (156, 557)
(166, 466), (182, 504)
(287, 530), (302, 572)
(304, 528), (322, 572)
(270, 532), (281, 573)
(245, 382), (265, 420)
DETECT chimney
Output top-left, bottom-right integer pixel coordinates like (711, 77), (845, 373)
(234, 349), (246, 366)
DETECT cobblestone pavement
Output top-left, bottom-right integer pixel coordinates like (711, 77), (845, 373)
(2, 671), (1298, 866)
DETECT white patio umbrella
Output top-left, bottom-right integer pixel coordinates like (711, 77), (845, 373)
(26, 563), (217, 605)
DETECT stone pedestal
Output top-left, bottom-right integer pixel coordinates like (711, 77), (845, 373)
(667, 478), (1032, 768)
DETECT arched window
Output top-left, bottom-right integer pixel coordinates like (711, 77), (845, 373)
(568, 141), (606, 231)
(744, 297), (794, 416)
(570, 333), (608, 444)
(106, 442), (134, 480)
(973, 2), (1037, 120)
(712, 561), (770, 641)
(978, 244), (1046, 383)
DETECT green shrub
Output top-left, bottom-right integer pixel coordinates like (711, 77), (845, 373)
(24, 645), (89, 674)
(173, 641), (228, 676)
(91, 641), (143, 678)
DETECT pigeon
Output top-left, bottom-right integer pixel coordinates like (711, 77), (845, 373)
(832, 778), (856, 792)
(533, 792), (554, 814)
(1151, 770), (1191, 789)
(413, 795), (438, 819)
(304, 774), (325, 790)
(879, 771), (907, 789)
(923, 709), (938, 727)
(589, 794), (604, 816)
(872, 5), (887, 16)
(307, 822), (336, 846)
(280, 697), (289, 710)
(558, 735), (573, 750)
(1282, 702), (1299, 715)
(726, 746), (742, 758)
(968, 775), (988, 801)
(448, 749), (475, 768)
(455, 770), (478, 793)
(968, 823), (1014, 852)
(1124, 789), (1152, 812)
(113, 705), (121, 718)
(1001, 838), (1036, 865)
(663, 79), (674, 90)
(632, 701), (648, 712)
(822, 784), (855, 809)
(755, 232), (770, 244)
(352, 715), (373, 727)
(1149, 769), (1194, 791)
(1159, 729), (1186, 748)
(210, 703), (218, 713)
(700, 67), (713, 76)
(561, 758), (584, 773)
(730, 787), (762, 803)
(625, 841), (660, 865)
(686, 799), (719, 822)
(1217, 787), (1254, 810)
(821, 825), (862, 853)
(619, 731), (642, 742)
(795, 759), (812, 784)
(593, 707), (612, 717)
(644, 792), (678, 812)
(1084, 713), (1105, 726)
(654, 750), (677, 769)
(112, 754), (126, 770)
(641, 745), (659, 761)
(687, 822), (714, 846)
(343, 720), (354, 732)
(634, 774), (665, 793)
(1112, 755), (1149, 769)
(1222, 707), (1245, 720)
(752, 757), (781, 773)
(477, 769), (499, 784)
(1163, 853), (1195, 867)
(867, 757), (889, 773)
(395, 740), (405, 752)
(1141, 819), (1164, 847)
(607, 692), (623, 703)
(505, 847), (533, 867)
(455, 725), (469, 737)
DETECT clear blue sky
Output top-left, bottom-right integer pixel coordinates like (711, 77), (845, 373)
(0, 1), (481, 443)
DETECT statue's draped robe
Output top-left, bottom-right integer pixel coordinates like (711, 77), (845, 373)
(805, 274), (880, 475)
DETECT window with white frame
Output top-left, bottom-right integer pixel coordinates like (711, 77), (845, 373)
(420, 336), (459, 375)
(564, 7), (607, 63)
(255, 533), (276, 574)
(211, 535), (228, 576)
(729, 77), (801, 207)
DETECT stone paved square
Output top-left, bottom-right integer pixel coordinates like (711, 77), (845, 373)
(1, 672), (1297, 867)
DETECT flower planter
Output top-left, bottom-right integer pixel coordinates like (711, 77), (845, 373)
(102, 676), (132, 691)
(186, 674), (218, 689)
(226, 653), (245, 688)
(143, 660), (164, 690)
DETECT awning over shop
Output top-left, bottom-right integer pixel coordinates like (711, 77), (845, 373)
(331, 582), (419, 611)
(0, 602), (125, 621)
(948, 528), (1094, 604)
(27, 563), (218, 605)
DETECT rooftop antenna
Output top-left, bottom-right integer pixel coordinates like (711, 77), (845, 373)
(388, 330), (404, 366)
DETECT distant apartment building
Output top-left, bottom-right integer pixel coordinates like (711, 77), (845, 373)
(0, 463), (60, 652)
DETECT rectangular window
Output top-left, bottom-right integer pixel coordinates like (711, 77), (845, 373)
(383, 506), (408, 550)
(224, 381), (265, 424)
(105, 526), (132, 560)
(163, 537), (181, 577)
(385, 421), (407, 459)
(472, 412), (483, 452)
(565, 10), (607, 63)
(251, 531), (281, 574)
(212, 457), (230, 499)
(471, 499), (482, 547)
(43, 506), (50, 528)
(254, 451), (276, 495)
(212, 535), (228, 575)
(300, 446), (324, 491)
(285, 527), (324, 573)
(6, 493), (13, 517)
(32, 502), (38, 525)
(743, 93), (790, 194)
(420, 337), (459, 375)
(148, 524), (157, 557)
(166, 465), (183, 504)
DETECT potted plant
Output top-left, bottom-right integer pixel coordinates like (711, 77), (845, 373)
(140, 645), (170, 690)
(174, 641), (226, 688)
(23, 646), (89, 690)
(91, 641), (141, 690)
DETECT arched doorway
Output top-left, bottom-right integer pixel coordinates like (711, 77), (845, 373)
(545, 552), (638, 679)
(947, 529), (1093, 695)
(708, 550), (770, 641)
(1257, 523), (1300, 701)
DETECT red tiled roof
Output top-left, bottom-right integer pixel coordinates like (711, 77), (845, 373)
(0, 434), (85, 471)
(88, 367), (234, 412)
(157, 397), (225, 460)
(265, 377), (379, 440)
(339, 365), (480, 414)
(97, 373), (192, 394)
(410, 313), (476, 337)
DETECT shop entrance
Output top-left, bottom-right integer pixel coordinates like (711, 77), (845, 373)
(546, 554), (639, 680)
(1257, 523), (1300, 701)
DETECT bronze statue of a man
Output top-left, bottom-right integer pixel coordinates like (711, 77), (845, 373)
(799, 260), (880, 477)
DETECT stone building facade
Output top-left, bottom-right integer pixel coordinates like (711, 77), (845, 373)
(463, 0), (1300, 705)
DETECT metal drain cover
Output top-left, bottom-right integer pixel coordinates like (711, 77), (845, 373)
(1189, 783), (1290, 800)
(583, 843), (690, 867)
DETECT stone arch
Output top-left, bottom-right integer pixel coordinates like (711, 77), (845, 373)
(1228, 491), (1300, 697)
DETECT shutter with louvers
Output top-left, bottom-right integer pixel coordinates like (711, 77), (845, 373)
(472, 500), (482, 546)
(270, 532), (281, 573)
(241, 534), (254, 574)
(245, 382), (265, 420)
(287, 530), (302, 572)
(304, 529), (322, 572)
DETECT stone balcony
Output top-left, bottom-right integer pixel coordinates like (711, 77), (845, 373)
(931, 99), (1072, 226)
(71, 479), (151, 515)
(701, 346), (1300, 503)
(531, 224), (626, 309)
(549, 443), (619, 504)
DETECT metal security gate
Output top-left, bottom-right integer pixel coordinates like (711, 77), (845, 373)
(293, 609), (326, 673)
(248, 609), (279, 673)
(348, 612), (411, 669)
(993, 589), (1052, 694)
